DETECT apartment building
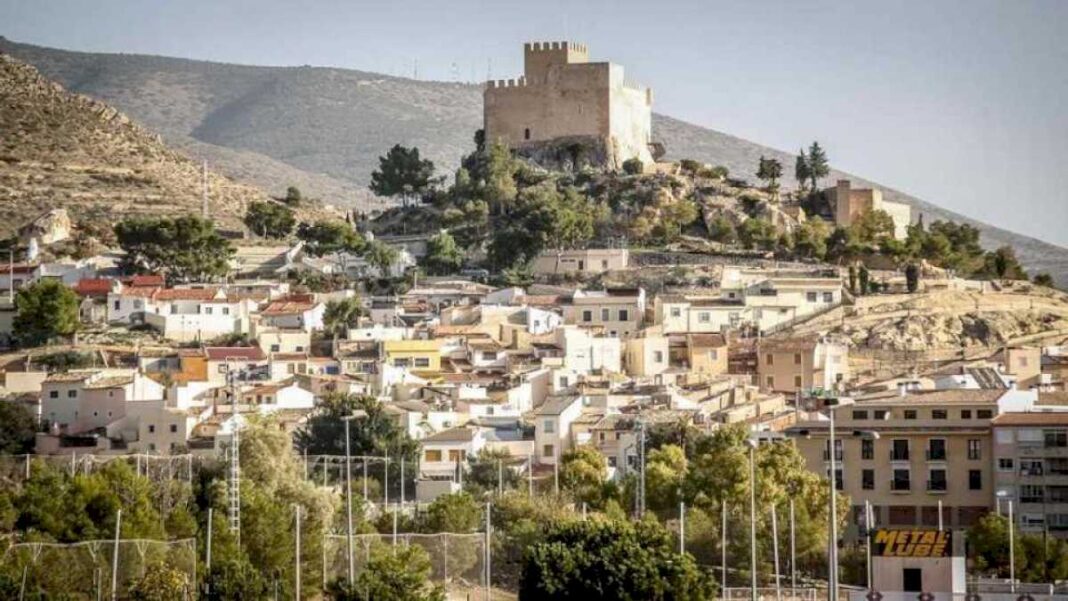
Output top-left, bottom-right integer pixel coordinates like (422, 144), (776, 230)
(532, 248), (629, 275)
(653, 295), (748, 335)
(991, 412), (1068, 537)
(757, 336), (849, 394)
(788, 389), (1023, 534)
(562, 288), (646, 339)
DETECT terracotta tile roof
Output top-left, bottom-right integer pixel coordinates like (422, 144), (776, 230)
(125, 274), (165, 287)
(689, 333), (728, 348)
(204, 347), (266, 361)
(759, 336), (822, 353)
(153, 288), (220, 301)
(119, 286), (160, 298)
(44, 370), (98, 383)
(519, 295), (561, 307)
(856, 389), (1004, 406)
(271, 353), (309, 361)
(262, 301), (317, 316)
(73, 278), (113, 297)
(423, 427), (477, 443)
(992, 412), (1068, 427)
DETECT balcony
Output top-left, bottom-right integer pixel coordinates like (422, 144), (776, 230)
(891, 479), (911, 493)
(925, 449), (948, 462)
(926, 480), (948, 493)
(890, 450), (910, 462)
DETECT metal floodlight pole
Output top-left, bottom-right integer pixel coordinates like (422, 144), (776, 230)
(343, 417), (355, 585)
(485, 502), (492, 601)
(384, 454), (390, 507)
(527, 452), (533, 497)
(363, 458), (368, 500)
(400, 456), (405, 507)
(1009, 499), (1016, 593)
(680, 501), (686, 555)
(206, 507), (213, 594)
(790, 498), (797, 594)
(826, 401), (839, 601)
(748, 441), (758, 601)
(111, 509), (121, 601)
(722, 501), (728, 591)
(497, 459), (503, 496)
(294, 505), (301, 601)
(772, 502), (782, 601)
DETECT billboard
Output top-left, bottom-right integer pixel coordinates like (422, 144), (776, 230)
(872, 529), (951, 558)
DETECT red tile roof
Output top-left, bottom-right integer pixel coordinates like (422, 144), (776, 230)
(153, 288), (220, 301)
(127, 274), (165, 287)
(73, 278), (113, 297)
(204, 347), (266, 361)
(262, 301), (316, 316)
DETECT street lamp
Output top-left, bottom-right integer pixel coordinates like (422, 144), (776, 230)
(747, 438), (759, 601)
(997, 490), (1015, 592)
(341, 410), (368, 586)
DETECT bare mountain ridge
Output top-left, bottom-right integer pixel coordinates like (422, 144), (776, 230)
(2, 37), (1065, 284)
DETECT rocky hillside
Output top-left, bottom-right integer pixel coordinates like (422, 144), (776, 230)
(0, 54), (335, 239)
(1, 37), (1066, 283)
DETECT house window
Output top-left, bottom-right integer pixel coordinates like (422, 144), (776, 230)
(425, 450), (442, 462)
(524, 128), (531, 140)
(765, 376), (774, 389)
(543, 444), (554, 458)
(806, 292), (818, 302)
(49, 390), (58, 399)
(874, 410), (888, 420)
(482, 352), (497, 361)
(891, 439), (909, 461)
(170, 424), (177, 433)
(823, 292), (834, 303)
(67, 390), (76, 398)
(928, 439), (947, 461)
(670, 307), (681, 318)
(270, 344), (280, 352)
(618, 309), (629, 321)
(709, 349), (719, 361)
(766, 354), (774, 366)
(1046, 430), (1068, 448)
(853, 410), (869, 420)
(969, 470), (982, 490)
(543, 419), (555, 434)
(148, 425), (155, 433)
(932, 410), (947, 420)
(414, 357), (431, 368)
(998, 458), (1015, 471)
(793, 353), (802, 365)
(904, 410), (917, 420)
(448, 450), (466, 462)
(653, 351), (664, 363)
(961, 409), (972, 419)
(928, 469), (947, 491)
(582, 310), (593, 322)
(794, 375), (803, 388)
(114, 300), (121, 310)
(862, 469), (875, 490)
(968, 439), (981, 460)
(892, 469), (911, 491)
(222, 307), (230, 315)
(861, 439), (874, 460)
(977, 409), (993, 419)
(204, 307), (213, 315)
(601, 308), (610, 321)
(393, 358), (411, 368)
(698, 312), (710, 323)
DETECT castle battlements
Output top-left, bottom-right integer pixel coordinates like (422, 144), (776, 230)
(523, 41), (588, 55)
(485, 77), (529, 89)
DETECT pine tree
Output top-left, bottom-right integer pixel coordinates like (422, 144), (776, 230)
(795, 149), (811, 192)
(807, 142), (830, 192)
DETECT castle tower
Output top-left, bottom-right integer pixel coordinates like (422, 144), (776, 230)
(484, 42), (653, 170)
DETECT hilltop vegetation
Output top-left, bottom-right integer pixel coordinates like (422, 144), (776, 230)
(2, 37), (1065, 284)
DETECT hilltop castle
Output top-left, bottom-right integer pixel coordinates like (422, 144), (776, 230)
(483, 42), (654, 169)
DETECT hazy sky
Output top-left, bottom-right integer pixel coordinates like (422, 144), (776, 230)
(3, 0), (1066, 246)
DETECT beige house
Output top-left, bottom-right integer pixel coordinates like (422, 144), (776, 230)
(756, 336), (849, 394)
(788, 389), (1008, 536)
(828, 179), (911, 240)
(624, 331), (670, 378)
(687, 333), (729, 377)
(532, 248), (629, 275)
(1003, 346), (1042, 390)
(653, 295), (747, 335)
(562, 287), (646, 339)
(534, 395), (585, 465)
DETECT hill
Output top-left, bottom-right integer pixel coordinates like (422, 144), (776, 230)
(1, 37), (1065, 283)
(0, 53), (337, 240)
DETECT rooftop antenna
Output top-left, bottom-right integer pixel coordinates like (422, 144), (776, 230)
(201, 160), (209, 219)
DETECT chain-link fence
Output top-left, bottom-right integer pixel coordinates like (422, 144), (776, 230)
(323, 532), (486, 595)
(0, 538), (196, 599)
(0, 453), (196, 487)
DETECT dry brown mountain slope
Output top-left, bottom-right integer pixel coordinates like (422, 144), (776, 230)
(0, 54), (333, 238)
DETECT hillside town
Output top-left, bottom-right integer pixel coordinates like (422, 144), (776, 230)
(2, 34), (1068, 601)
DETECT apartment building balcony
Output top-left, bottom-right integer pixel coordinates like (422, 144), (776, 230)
(889, 450), (910, 462)
(890, 479), (911, 493)
(925, 449), (948, 462)
(926, 480), (948, 493)
(1019, 444), (1068, 458)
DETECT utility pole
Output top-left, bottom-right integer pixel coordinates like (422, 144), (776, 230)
(679, 502), (686, 555)
(722, 502), (728, 592)
(790, 499), (797, 594)
(294, 505), (301, 601)
(772, 503), (782, 601)
(748, 441), (758, 601)
(485, 502), (492, 601)
(111, 509), (122, 601)
(206, 508), (213, 596)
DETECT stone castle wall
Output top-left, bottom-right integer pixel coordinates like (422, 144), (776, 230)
(484, 42), (652, 169)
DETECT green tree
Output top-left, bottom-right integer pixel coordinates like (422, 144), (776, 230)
(645, 444), (687, 515)
(130, 561), (189, 601)
(622, 158), (643, 175)
(284, 186), (302, 206)
(424, 492), (481, 532)
(244, 201), (296, 238)
(0, 402), (37, 454)
(982, 246), (1027, 280)
(519, 518), (714, 600)
(365, 240), (400, 277)
(14, 279), (80, 347)
(323, 297), (364, 341)
(806, 142), (829, 192)
(483, 142), (519, 215)
(708, 215), (736, 244)
(467, 448), (520, 495)
(756, 156), (783, 195)
(792, 219), (829, 260)
(296, 221), (366, 257)
(559, 445), (608, 507)
(1034, 273), (1055, 287)
(422, 230), (464, 275)
(329, 543), (445, 601)
(905, 263), (920, 293)
(203, 558), (269, 601)
(370, 144), (435, 207)
(850, 209), (895, 244)
(114, 216), (233, 282)
(294, 393), (418, 459)
(858, 265), (871, 295)
(794, 149), (811, 192)
(737, 218), (778, 251)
